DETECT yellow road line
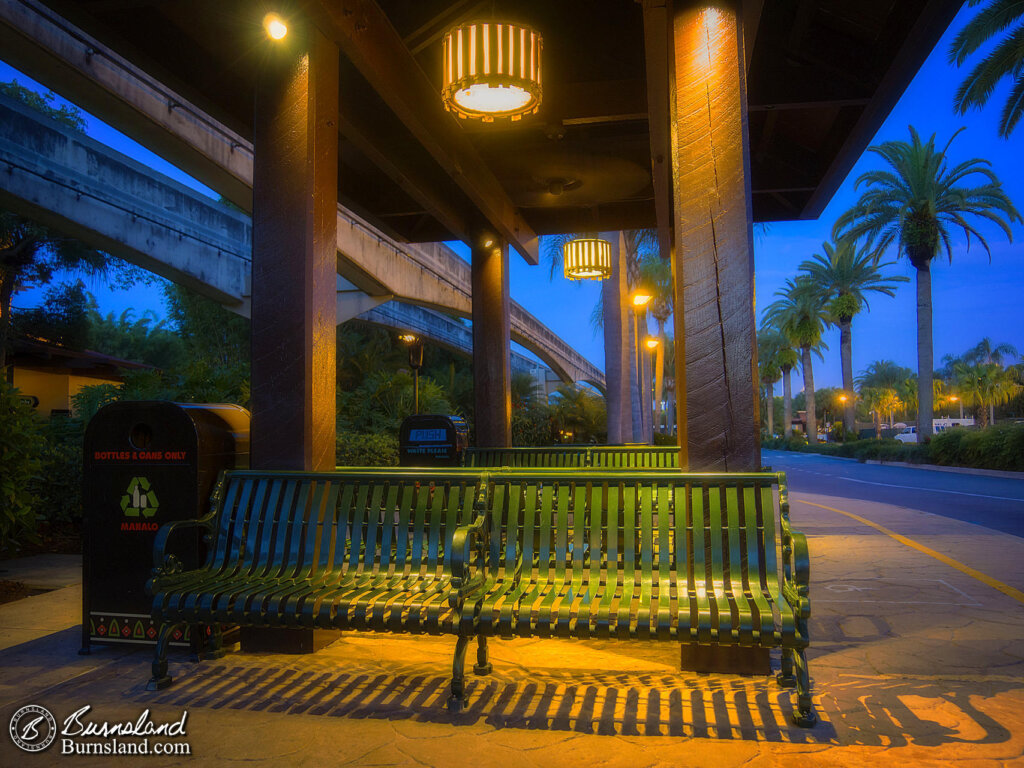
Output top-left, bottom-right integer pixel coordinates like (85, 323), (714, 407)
(796, 499), (1024, 606)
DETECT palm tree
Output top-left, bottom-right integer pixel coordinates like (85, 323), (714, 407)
(963, 338), (1019, 423)
(857, 359), (915, 391)
(799, 238), (908, 434)
(757, 327), (786, 437)
(952, 360), (1023, 427)
(764, 278), (830, 443)
(834, 126), (1020, 439)
(639, 253), (673, 436)
(949, 0), (1024, 138)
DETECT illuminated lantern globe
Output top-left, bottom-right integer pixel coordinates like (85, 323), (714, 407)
(442, 22), (542, 121)
(562, 237), (612, 281)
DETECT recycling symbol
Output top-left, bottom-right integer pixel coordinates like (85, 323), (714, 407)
(121, 477), (159, 518)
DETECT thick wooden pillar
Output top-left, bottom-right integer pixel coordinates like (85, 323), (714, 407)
(471, 237), (512, 447)
(669, 2), (760, 470)
(251, 22), (338, 472)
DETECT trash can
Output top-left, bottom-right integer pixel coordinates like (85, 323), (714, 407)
(80, 401), (249, 654)
(398, 414), (469, 466)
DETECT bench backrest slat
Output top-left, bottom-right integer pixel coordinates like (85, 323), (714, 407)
(484, 472), (785, 633)
(207, 471), (483, 581)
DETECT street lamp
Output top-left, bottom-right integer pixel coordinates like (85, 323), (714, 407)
(950, 395), (963, 419)
(400, 333), (424, 414)
(629, 291), (653, 443)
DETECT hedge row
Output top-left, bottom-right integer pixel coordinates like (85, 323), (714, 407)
(764, 423), (1024, 472)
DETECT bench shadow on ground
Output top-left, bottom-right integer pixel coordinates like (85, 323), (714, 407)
(4, 630), (1017, 750)
(127, 650), (1015, 748)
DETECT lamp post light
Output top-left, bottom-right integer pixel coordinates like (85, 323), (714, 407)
(628, 291), (653, 442)
(645, 336), (660, 434)
(950, 395), (963, 419)
(400, 333), (424, 414)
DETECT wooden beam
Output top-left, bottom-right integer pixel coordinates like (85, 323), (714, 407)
(402, 0), (488, 55)
(802, 0), (963, 218)
(250, 22), (337, 471)
(303, 0), (539, 264)
(641, 0), (672, 263)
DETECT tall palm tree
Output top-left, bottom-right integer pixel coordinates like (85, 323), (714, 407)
(834, 127), (1020, 439)
(949, 0), (1024, 138)
(764, 278), (830, 444)
(639, 252), (673, 436)
(799, 238), (908, 434)
(757, 327), (786, 437)
(952, 360), (1023, 426)
(964, 337), (1019, 423)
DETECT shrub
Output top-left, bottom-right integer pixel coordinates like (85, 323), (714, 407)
(512, 405), (554, 446)
(29, 415), (85, 525)
(0, 380), (43, 552)
(929, 423), (1024, 472)
(336, 431), (399, 467)
(653, 432), (676, 446)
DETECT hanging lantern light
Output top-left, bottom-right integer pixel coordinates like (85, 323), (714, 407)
(563, 237), (612, 281)
(442, 22), (542, 122)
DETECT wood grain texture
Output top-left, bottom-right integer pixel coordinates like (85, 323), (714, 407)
(669, 2), (760, 471)
(251, 25), (338, 471)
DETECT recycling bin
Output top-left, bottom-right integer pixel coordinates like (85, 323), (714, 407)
(399, 414), (469, 466)
(81, 401), (249, 653)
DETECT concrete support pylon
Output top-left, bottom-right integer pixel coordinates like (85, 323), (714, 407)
(669, 1), (760, 470)
(251, 22), (338, 471)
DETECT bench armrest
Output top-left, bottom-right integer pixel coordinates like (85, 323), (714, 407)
(150, 515), (216, 583)
(780, 519), (811, 620)
(450, 514), (488, 607)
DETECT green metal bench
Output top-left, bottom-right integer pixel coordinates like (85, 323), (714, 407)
(451, 470), (815, 726)
(146, 466), (814, 727)
(464, 445), (679, 468)
(146, 468), (485, 690)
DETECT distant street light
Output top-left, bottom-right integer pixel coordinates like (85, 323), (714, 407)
(400, 333), (424, 414)
(629, 292), (653, 443)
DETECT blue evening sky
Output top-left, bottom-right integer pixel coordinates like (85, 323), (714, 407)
(4, 2), (1022, 390)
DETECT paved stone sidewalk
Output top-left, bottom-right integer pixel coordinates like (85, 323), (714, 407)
(1, 493), (1022, 766)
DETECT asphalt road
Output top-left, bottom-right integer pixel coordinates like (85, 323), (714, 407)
(764, 449), (1024, 539)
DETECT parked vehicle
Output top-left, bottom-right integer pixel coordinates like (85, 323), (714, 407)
(895, 426), (918, 443)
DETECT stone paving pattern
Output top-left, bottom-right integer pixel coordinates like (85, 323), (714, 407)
(1, 491), (1022, 766)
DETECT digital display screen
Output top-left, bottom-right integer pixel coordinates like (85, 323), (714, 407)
(408, 428), (447, 442)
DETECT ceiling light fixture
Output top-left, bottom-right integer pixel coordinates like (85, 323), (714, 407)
(563, 238), (612, 281)
(442, 22), (542, 122)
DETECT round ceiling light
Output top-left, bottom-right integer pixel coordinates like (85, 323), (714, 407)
(563, 238), (612, 281)
(442, 22), (542, 122)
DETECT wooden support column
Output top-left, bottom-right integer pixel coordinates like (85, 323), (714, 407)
(669, 1), (760, 470)
(250, 21), (338, 472)
(602, 231), (630, 445)
(471, 237), (511, 447)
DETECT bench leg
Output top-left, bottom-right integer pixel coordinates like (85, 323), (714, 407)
(199, 623), (227, 660)
(776, 647), (796, 688)
(447, 634), (472, 713)
(792, 647), (816, 728)
(473, 635), (492, 676)
(147, 621), (186, 691)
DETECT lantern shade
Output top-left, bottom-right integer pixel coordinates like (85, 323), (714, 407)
(442, 22), (542, 121)
(563, 238), (612, 281)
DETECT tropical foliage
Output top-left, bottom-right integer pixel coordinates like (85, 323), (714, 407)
(834, 126), (1019, 438)
(949, 0), (1024, 137)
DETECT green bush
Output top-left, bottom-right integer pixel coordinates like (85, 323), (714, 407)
(0, 380), (43, 552)
(929, 424), (1024, 472)
(336, 431), (399, 467)
(653, 432), (676, 446)
(29, 415), (85, 525)
(512, 405), (554, 446)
